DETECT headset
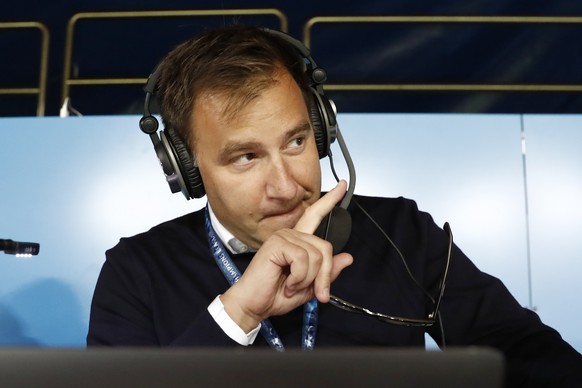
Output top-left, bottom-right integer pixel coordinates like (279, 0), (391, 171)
(139, 28), (356, 253)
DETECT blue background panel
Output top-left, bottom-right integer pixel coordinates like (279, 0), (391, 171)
(1, 114), (580, 351)
(522, 115), (582, 351)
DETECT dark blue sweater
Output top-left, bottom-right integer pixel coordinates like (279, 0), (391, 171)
(87, 195), (582, 387)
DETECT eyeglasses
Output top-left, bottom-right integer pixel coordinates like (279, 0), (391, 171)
(329, 222), (453, 327)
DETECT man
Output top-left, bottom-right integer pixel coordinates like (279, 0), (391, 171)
(88, 25), (582, 386)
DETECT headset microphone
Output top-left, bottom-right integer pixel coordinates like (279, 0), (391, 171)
(314, 127), (356, 254)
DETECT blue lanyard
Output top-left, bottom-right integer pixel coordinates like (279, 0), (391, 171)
(204, 206), (318, 351)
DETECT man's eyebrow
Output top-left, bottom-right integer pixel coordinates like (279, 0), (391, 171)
(217, 141), (262, 163)
(284, 121), (312, 141)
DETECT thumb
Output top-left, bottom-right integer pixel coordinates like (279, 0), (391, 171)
(314, 252), (353, 303)
(330, 253), (353, 283)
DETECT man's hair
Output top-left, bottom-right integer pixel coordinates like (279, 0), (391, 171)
(155, 24), (312, 151)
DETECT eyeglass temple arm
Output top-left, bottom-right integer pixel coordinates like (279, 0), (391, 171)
(429, 222), (453, 319)
(329, 294), (434, 327)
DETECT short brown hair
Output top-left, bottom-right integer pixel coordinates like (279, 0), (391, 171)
(155, 24), (312, 151)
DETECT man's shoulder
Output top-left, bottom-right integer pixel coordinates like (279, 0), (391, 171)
(350, 194), (421, 213)
(130, 208), (204, 239)
(348, 194), (434, 233)
(106, 207), (207, 258)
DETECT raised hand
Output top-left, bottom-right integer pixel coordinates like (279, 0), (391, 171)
(220, 180), (353, 332)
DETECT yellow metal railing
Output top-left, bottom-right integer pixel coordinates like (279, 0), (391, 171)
(304, 16), (582, 93)
(61, 9), (288, 106)
(0, 22), (49, 116)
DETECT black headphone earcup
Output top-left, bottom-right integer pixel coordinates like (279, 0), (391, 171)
(165, 128), (205, 198)
(310, 98), (328, 159)
(310, 89), (338, 159)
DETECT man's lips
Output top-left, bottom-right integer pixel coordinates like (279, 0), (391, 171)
(262, 203), (304, 220)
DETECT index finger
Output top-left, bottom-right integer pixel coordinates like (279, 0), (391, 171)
(294, 180), (348, 234)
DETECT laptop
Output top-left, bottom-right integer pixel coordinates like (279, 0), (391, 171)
(0, 347), (504, 387)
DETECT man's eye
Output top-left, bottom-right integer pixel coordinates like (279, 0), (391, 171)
(233, 153), (255, 165)
(288, 137), (305, 148)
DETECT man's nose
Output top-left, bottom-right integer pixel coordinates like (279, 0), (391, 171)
(265, 157), (298, 200)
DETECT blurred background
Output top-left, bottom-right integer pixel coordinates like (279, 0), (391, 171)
(3, 0), (582, 117)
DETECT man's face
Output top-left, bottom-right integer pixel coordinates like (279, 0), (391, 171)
(192, 70), (322, 249)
